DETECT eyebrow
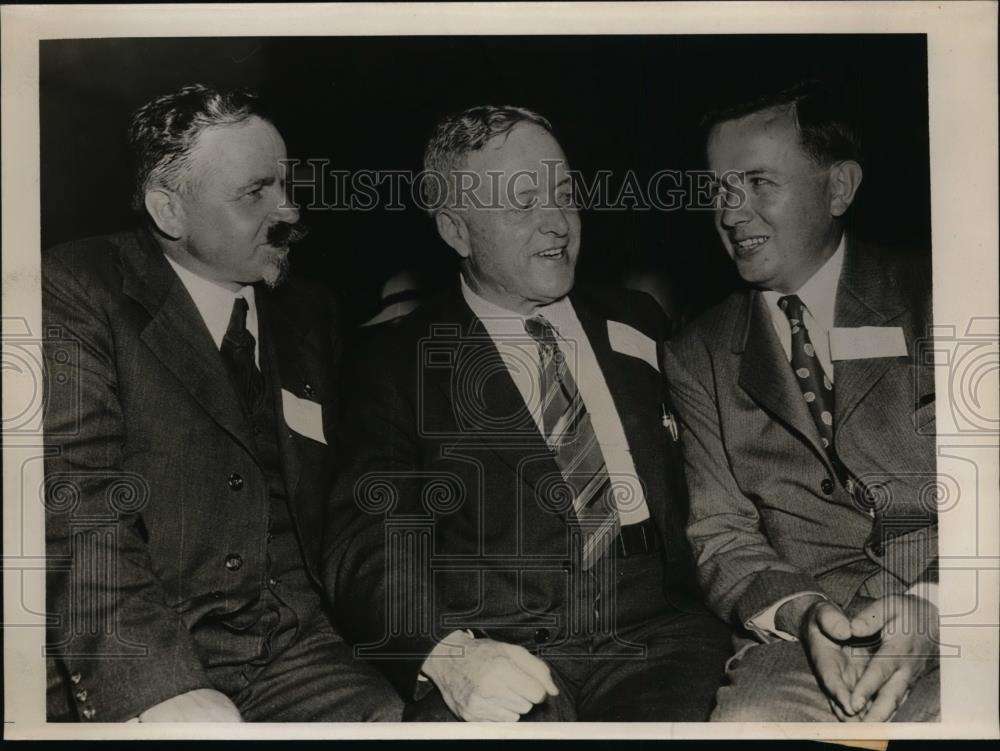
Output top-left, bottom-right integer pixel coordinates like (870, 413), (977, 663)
(513, 175), (572, 197)
(235, 175), (277, 192)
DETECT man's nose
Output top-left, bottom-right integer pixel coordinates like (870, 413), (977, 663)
(539, 205), (570, 236)
(718, 192), (751, 229)
(273, 190), (300, 224)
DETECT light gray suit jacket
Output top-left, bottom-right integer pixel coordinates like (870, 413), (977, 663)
(663, 238), (936, 633)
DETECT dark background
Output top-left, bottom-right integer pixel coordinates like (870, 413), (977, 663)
(40, 35), (930, 326)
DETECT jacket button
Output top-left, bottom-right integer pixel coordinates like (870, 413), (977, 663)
(228, 473), (244, 491)
(224, 553), (243, 571)
(303, 383), (314, 398)
(534, 628), (550, 644)
(75, 689), (88, 703)
(821, 478), (835, 495)
(69, 671), (82, 685)
(81, 706), (96, 720)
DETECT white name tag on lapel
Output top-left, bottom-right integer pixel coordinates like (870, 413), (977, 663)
(829, 326), (908, 361)
(607, 320), (659, 372)
(281, 389), (327, 444)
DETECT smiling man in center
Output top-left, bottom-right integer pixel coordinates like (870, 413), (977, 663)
(325, 105), (731, 722)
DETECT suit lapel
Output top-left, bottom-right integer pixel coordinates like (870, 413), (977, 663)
(429, 291), (558, 498)
(121, 228), (257, 458)
(736, 290), (831, 466)
(833, 238), (908, 428)
(571, 294), (660, 492)
(257, 289), (304, 503)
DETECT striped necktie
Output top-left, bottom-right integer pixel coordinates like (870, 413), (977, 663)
(524, 315), (620, 569)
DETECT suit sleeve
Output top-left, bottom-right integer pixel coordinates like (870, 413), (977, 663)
(663, 337), (825, 634)
(322, 332), (439, 700)
(43, 252), (212, 721)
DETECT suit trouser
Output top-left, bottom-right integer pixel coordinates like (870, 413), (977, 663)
(207, 607), (403, 722)
(406, 549), (732, 721)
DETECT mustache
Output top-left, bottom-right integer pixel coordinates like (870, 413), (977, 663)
(266, 221), (309, 247)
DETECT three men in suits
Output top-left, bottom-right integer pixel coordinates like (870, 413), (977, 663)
(43, 84), (401, 722)
(663, 81), (939, 721)
(326, 105), (731, 722)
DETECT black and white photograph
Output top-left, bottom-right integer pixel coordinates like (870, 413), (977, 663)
(2, 1), (997, 742)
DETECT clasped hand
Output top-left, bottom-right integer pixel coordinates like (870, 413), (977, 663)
(801, 595), (939, 722)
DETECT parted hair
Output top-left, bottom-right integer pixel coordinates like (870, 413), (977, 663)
(127, 83), (263, 212)
(703, 79), (863, 167)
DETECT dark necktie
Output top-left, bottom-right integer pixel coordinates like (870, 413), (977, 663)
(524, 315), (619, 569)
(220, 296), (265, 413)
(777, 294), (836, 454)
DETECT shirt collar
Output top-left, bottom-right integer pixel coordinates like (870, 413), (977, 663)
(459, 274), (571, 337)
(164, 254), (257, 351)
(762, 233), (845, 326)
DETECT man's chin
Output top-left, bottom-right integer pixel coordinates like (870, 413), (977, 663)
(260, 248), (291, 289)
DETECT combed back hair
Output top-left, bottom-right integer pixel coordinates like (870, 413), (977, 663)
(703, 79), (862, 167)
(421, 105), (553, 214)
(127, 83), (263, 212)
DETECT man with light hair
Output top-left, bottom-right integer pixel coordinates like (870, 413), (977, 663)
(327, 105), (731, 722)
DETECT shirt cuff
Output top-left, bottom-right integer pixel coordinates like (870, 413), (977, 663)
(905, 581), (939, 608)
(418, 629), (476, 683)
(745, 591), (829, 642)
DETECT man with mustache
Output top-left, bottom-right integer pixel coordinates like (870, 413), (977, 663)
(663, 80), (939, 721)
(43, 84), (401, 722)
(327, 105), (731, 722)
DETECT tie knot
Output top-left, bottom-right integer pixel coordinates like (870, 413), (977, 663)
(777, 294), (805, 321)
(227, 296), (249, 336)
(224, 296), (253, 351)
(524, 316), (558, 350)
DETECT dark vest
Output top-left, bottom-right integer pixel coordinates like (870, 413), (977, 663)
(200, 331), (321, 674)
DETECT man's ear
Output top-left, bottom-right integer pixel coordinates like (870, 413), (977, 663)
(435, 209), (472, 259)
(828, 160), (863, 218)
(144, 188), (185, 240)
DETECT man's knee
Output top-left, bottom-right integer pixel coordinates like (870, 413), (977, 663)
(711, 640), (835, 722)
(358, 683), (405, 722)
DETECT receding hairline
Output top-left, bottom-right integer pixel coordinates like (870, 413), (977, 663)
(155, 114), (280, 197)
(450, 120), (559, 170)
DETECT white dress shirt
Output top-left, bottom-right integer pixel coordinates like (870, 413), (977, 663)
(460, 277), (650, 525)
(760, 234), (845, 384)
(165, 255), (260, 366)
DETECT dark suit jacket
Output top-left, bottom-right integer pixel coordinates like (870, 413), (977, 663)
(43, 227), (343, 721)
(663, 238), (936, 633)
(324, 285), (705, 699)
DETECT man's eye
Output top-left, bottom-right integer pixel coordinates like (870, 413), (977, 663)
(749, 177), (773, 188)
(555, 191), (575, 208)
(514, 196), (539, 211)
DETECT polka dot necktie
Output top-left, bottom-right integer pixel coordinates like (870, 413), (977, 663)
(777, 294), (836, 455)
(524, 315), (620, 570)
(778, 296), (882, 534)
